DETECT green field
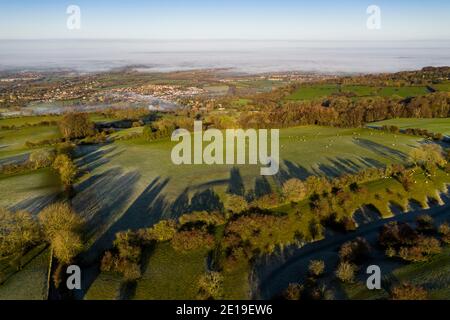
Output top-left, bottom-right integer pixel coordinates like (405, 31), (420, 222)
(84, 272), (122, 300)
(286, 84), (431, 101)
(0, 168), (61, 211)
(370, 118), (450, 136)
(0, 245), (50, 300)
(133, 243), (208, 300)
(345, 246), (450, 300)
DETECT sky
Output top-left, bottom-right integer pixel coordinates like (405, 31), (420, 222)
(0, 0), (450, 40)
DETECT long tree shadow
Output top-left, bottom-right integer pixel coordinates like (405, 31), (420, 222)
(227, 167), (244, 196)
(189, 188), (223, 213)
(254, 176), (272, 198)
(353, 138), (407, 161)
(78, 177), (170, 299)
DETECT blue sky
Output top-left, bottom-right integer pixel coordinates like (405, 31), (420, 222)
(1, 0), (449, 40)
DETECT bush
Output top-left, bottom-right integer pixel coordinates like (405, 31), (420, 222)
(171, 230), (215, 252)
(29, 149), (55, 169)
(335, 261), (357, 283)
(308, 260), (325, 277)
(0, 208), (41, 259)
(224, 195), (248, 215)
(140, 220), (177, 242)
(391, 283), (428, 300)
(416, 215), (435, 233)
(178, 211), (225, 227)
(282, 178), (307, 202)
(197, 272), (223, 300)
(339, 237), (371, 263)
(283, 283), (303, 300)
(53, 154), (77, 189)
(439, 223), (450, 244)
(397, 236), (441, 262)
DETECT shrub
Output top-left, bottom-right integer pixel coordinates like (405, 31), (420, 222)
(439, 223), (450, 244)
(308, 260), (325, 277)
(224, 195), (248, 215)
(416, 215), (435, 234)
(335, 261), (357, 283)
(28, 149), (55, 169)
(391, 283), (428, 300)
(52, 231), (84, 264)
(282, 178), (307, 202)
(171, 230), (215, 252)
(197, 272), (223, 300)
(397, 236), (441, 262)
(53, 154), (77, 189)
(339, 237), (371, 263)
(0, 208), (41, 259)
(283, 283), (303, 300)
(178, 211), (225, 227)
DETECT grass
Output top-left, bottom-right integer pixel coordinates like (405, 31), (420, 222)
(0, 167), (62, 211)
(344, 246), (450, 300)
(286, 85), (338, 100)
(0, 245), (50, 300)
(0, 125), (61, 159)
(286, 84), (430, 101)
(431, 81), (450, 92)
(73, 125), (423, 246)
(84, 272), (122, 300)
(133, 243), (208, 300)
(370, 118), (450, 136)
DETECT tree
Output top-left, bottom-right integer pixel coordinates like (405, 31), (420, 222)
(197, 272), (223, 300)
(38, 203), (84, 264)
(391, 283), (428, 300)
(282, 178), (307, 202)
(29, 149), (55, 169)
(58, 113), (95, 140)
(409, 143), (446, 168)
(335, 261), (357, 283)
(308, 260), (325, 277)
(0, 208), (41, 260)
(52, 231), (83, 265)
(53, 154), (77, 189)
(224, 194), (248, 215)
(141, 220), (177, 242)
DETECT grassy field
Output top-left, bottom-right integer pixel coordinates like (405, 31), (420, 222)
(345, 246), (450, 300)
(286, 84), (431, 101)
(0, 168), (61, 212)
(72, 125), (423, 246)
(0, 245), (50, 300)
(84, 272), (122, 300)
(133, 243), (208, 300)
(370, 118), (450, 136)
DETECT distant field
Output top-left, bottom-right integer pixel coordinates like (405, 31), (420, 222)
(432, 81), (450, 92)
(286, 84), (431, 101)
(370, 118), (450, 136)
